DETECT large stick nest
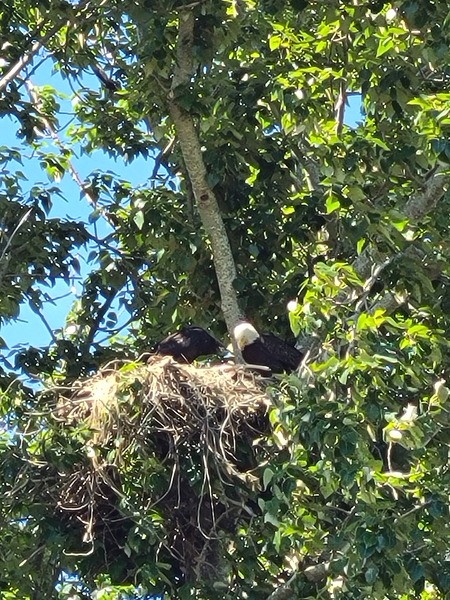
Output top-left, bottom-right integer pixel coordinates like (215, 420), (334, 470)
(45, 356), (271, 582)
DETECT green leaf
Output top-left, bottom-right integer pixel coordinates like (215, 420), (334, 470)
(264, 512), (281, 527)
(376, 37), (395, 57)
(133, 209), (145, 230)
(263, 467), (274, 490)
(325, 194), (341, 214)
(365, 564), (379, 584)
(269, 35), (282, 50)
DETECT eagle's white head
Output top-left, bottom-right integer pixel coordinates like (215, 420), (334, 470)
(233, 321), (260, 350)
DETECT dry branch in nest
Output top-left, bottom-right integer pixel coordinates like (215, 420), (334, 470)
(48, 356), (271, 581)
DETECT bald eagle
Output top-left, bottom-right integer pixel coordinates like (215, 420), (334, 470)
(156, 325), (226, 363)
(233, 321), (303, 375)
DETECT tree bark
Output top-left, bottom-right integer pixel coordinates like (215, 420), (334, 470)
(168, 10), (242, 342)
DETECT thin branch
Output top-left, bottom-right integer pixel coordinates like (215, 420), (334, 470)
(290, 141), (322, 193)
(177, 0), (208, 10)
(25, 80), (115, 227)
(0, 208), (33, 265)
(14, 55), (50, 92)
(0, 207), (33, 286)
(346, 256), (392, 354)
(353, 171), (449, 315)
(404, 166), (448, 221)
(265, 572), (300, 600)
(19, 544), (45, 568)
(84, 290), (117, 349)
(28, 299), (58, 343)
(304, 561), (330, 582)
(335, 78), (347, 135)
(0, 22), (63, 93)
(296, 168), (450, 356)
(302, 156), (322, 193)
(151, 137), (176, 180)
(0, 0), (108, 93)
(352, 167), (449, 282)
(95, 314), (135, 344)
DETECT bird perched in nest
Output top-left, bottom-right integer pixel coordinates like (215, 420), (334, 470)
(233, 321), (303, 375)
(155, 325), (227, 364)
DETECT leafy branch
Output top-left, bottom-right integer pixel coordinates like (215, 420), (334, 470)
(0, 0), (106, 93)
(25, 80), (114, 227)
(353, 167), (449, 314)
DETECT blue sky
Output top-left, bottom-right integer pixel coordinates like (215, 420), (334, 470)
(1, 57), (363, 360)
(1, 59), (154, 357)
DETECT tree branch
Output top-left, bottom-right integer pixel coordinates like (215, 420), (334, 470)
(265, 572), (299, 600)
(0, 207), (33, 285)
(84, 289), (117, 350)
(0, 23), (62, 94)
(25, 80), (114, 227)
(0, 0), (111, 94)
(265, 562), (330, 600)
(167, 10), (242, 341)
(403, 166), (448, 221)
(298, 169), (450, 355)
(335, 78), (347, 136)
(352, 167), (449, 282)
(347, 168), (449, 318)
(0, 0), (96, 93)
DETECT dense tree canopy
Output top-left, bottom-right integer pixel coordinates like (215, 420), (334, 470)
(2, 0), (450, 598)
